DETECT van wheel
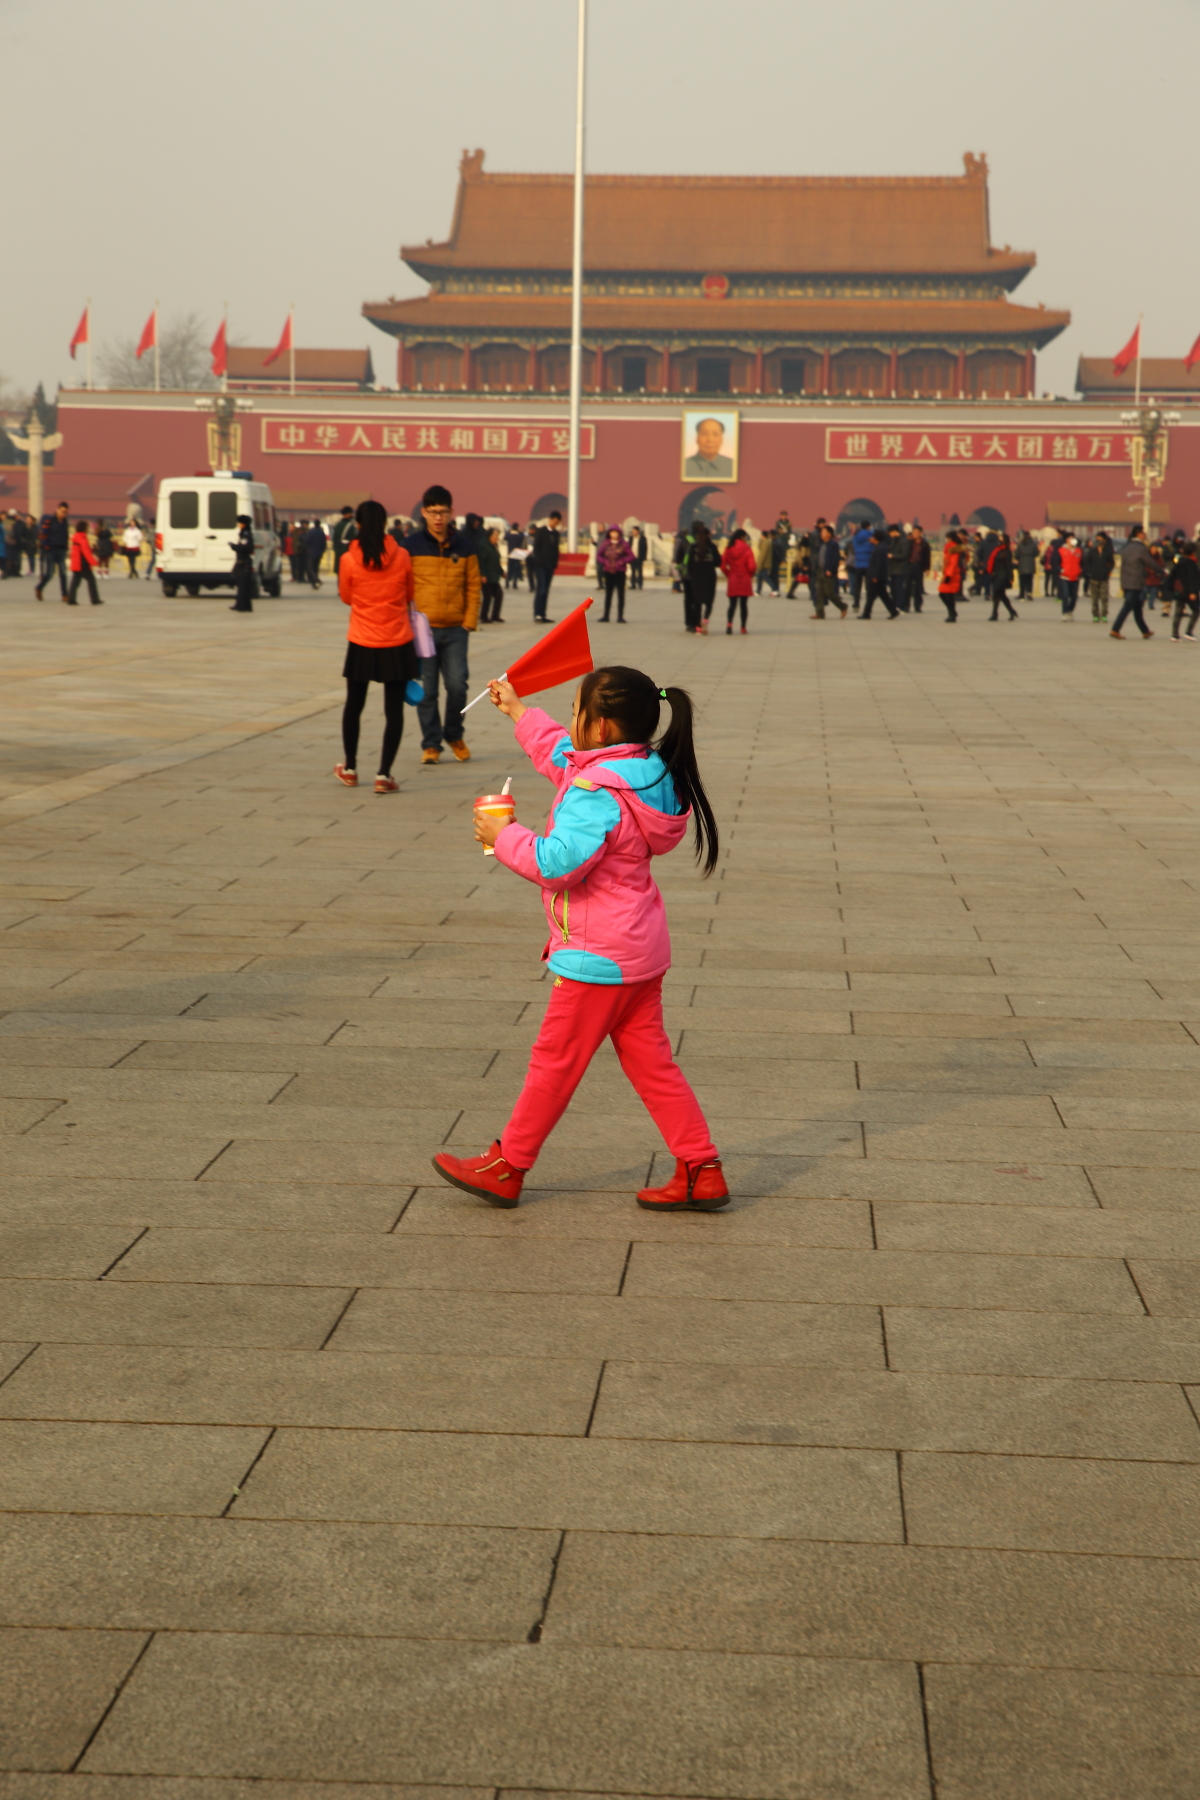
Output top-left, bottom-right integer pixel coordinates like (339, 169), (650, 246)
(184, 582), (201, 596)
(264, 575), (281, 598)
(161, 581), (178, 598)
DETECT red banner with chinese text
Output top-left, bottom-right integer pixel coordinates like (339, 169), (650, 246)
(825, 428), (1133, 466)
(260, 417), (595, 459)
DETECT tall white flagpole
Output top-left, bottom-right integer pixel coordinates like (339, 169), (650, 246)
(289, 304), (296, 398)
(154, 300), (161, 393)
(86, 299), (93, 391)
(221, 302), (228, 395)
(567, 0), (587, 553)
(1135, 311), (1143, 410)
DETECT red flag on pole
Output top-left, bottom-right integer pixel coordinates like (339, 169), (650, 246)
(210, 319), (227, 379)
(505, 597), (595, 697)
(263, 313), (292, 368)
(1186, 331), (1200, 373)
(1113, 324), (1140, 375)
(135, 309), (158, 360)
(69, 306), (89, 359)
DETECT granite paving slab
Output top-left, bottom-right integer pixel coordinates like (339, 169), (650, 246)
(10, 579), (1200, 1788)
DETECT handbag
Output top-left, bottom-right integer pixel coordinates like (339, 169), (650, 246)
(409, 603), (435, 659)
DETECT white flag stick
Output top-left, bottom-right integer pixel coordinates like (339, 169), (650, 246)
(462, 672), (507, 715)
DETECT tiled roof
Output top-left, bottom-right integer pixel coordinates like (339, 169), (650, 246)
(364, 292), (1069, 348)
(401, 151), (1036, 283)
(226, 348), (374, 383)
(1077, 357), (1200, 395)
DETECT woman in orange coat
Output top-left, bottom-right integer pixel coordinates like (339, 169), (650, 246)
(939, 531), (965, 623)
(335, 499), (416, 793)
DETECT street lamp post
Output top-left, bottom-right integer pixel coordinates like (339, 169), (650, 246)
(566, 0), (587, 553)
(1120, 398), (1181, 535)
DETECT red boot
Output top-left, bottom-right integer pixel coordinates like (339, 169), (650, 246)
(432, 1140), (525, 1208)
(637, 1157), (730, 1211)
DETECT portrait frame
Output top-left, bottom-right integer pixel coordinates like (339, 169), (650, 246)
(681, 408), (739, 484)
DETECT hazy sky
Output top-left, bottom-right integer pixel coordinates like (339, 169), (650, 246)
(6, 0), (1198, 400)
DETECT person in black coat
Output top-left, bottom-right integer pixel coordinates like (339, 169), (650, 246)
(860, 530), (897, 619)
(988, 533), (1017, 620)
(630, 525), (648, 590)
(305, 520), (327, 588)
(229, 514), (255, 612)
(1169, 541), (1200, 640)
(529, 511), (561, 620)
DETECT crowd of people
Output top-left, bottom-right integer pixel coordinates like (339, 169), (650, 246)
(10, 497), (1199, 647)
(666, 512), (1200, 642)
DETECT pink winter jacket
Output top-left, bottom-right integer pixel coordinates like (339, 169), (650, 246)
(492, 706), (689, 985)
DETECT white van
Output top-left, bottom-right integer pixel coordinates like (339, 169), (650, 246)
(155, 472), (282, 598)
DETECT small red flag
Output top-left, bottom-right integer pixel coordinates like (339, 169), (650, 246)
(69, 306), (89, 359)
(210, 318), (227, 379)
(263, 313), (292, 367)
(505, 597), (594, 699)
(135, 309), (157, 360)
(1186, 331), (1200, 373)
(1113, 324), (1140, 375)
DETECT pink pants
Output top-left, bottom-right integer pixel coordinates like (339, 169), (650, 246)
(500, 973), (719, 1170)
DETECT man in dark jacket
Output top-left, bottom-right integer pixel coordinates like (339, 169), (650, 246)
(860, 530), (898, 619)
(848, 522), (873, 611)
(813, 524), (846, 619)
(630, 525), (648, 589)
(305, 520), (327, 588)
(1111, 526), (1156, 639)
(908, 526), (931, 612)
(1169, 541), (1200, 641)
(886, 524), (911, 614)
(229, 514), (255, 613)
(988, 533), (1016, 620)
(34, 501), (70, 601)
(1082, 532), (1114, 621)
(529, 510), (560, 621)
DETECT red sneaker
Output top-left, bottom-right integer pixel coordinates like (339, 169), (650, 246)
(333, 763), (358, 787)
(637, 1157), (730, 1211)
(432, 1140), (525, 1208)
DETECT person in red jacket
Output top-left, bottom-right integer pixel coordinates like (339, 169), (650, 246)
(720, 528), (757, 633)
(67, 521), (102, 606)
(1058, 535), (1083, 618)
(335, 499), (416, 794)
(939, 531), (965, 622)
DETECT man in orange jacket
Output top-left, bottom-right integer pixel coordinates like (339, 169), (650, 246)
(401, 483), (481, 766)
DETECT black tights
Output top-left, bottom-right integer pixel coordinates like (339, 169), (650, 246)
(726, 594), (748, 626)
(343, 680), (405, 775)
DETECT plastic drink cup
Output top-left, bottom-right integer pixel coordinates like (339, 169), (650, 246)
(475, 792), (515, 855)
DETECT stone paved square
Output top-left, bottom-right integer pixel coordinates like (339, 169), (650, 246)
(3, 571), (1200, 1796)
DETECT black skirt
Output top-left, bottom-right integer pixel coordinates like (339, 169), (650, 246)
(343, 640), (418, 684)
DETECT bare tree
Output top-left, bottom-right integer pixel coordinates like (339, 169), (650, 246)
(0, 372), (32, 418)
(97, 312), (217, 390)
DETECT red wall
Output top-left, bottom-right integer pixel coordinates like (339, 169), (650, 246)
(54, 396), (1200, 534)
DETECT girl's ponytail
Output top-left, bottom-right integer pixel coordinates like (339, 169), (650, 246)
(657, 685), (719, 875)
(577, 666), (719, 875)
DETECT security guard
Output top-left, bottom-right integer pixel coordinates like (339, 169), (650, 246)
(229, 513), (255, 612)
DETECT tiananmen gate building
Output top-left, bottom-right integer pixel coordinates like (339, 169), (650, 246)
(364, 149), (1067, 403)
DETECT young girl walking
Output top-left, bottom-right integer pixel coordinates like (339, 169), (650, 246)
(433, 665), (729, 1211)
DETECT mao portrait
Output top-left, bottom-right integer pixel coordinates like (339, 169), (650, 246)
(681, 409), (739, 482)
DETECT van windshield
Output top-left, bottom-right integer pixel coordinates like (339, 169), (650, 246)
(208, 491), (239, 529)
(169, 491), (199, 529)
